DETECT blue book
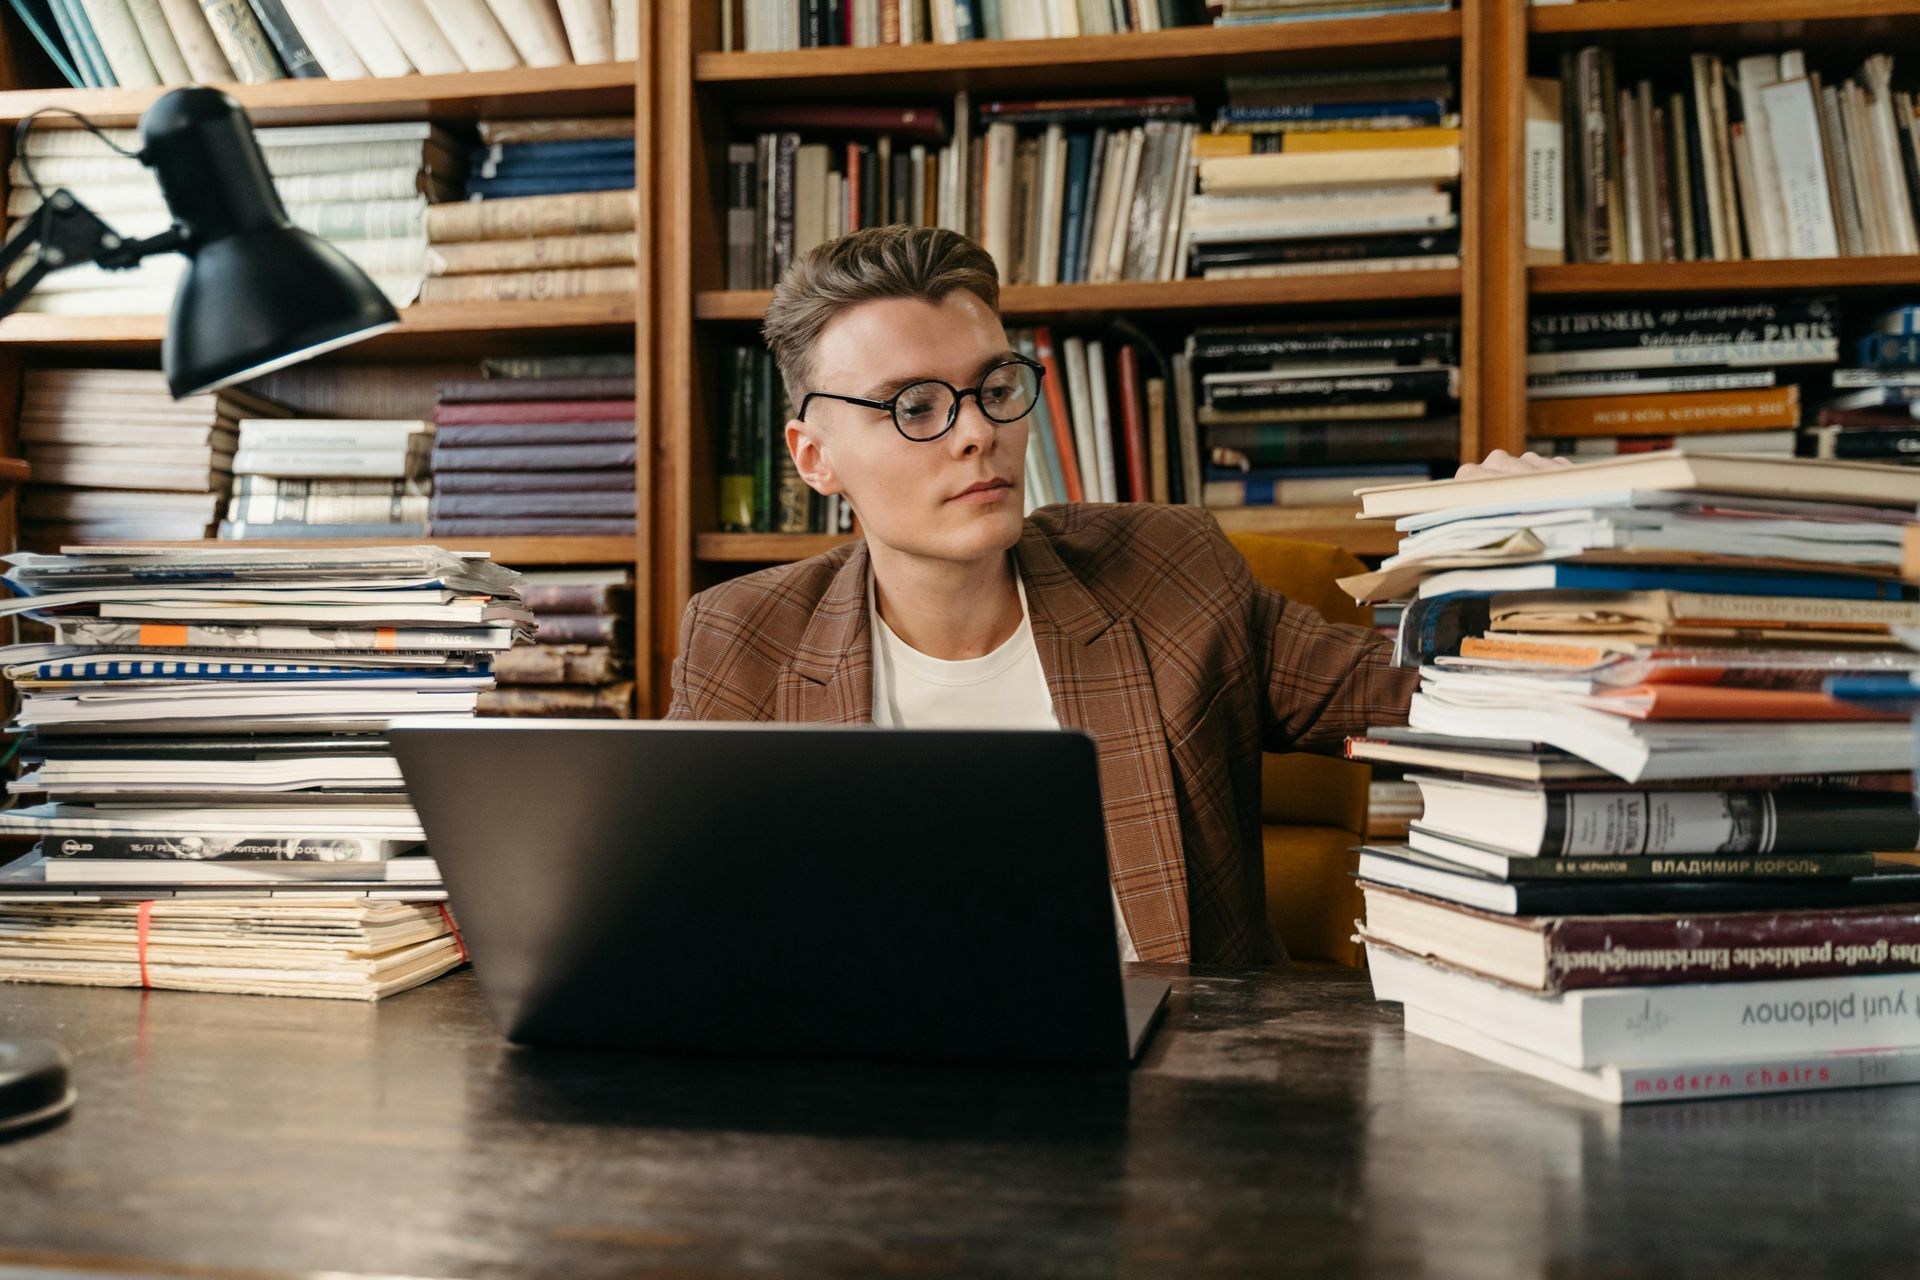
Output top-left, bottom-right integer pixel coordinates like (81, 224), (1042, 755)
(1824, 675), (1920, 708)
(48, 0), (109, 87)
(464, 174), (637, 198)
(952, 0), (974, 40)
(1218, 99), (1447, 123)
(7, 0), (84, 87)
(474, 155), (638, 180)
(479, 138), (636, 166)
(1868, 305), (1920, 337)
(1420, 564), (1911, 602)
(1859, 334), (1920, 367)
(1057, 132), (1093, 286)
(1217, 0), (1449, 21)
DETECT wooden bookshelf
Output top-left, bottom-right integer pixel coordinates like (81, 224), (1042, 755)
(694, 270), (1464, 322)
(0, 62), (638, 128)
(0, 25), (654, 708)
(657, 8), (1478, 710)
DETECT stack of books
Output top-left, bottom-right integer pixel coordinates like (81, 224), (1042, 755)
(716, 343), (855, 535)
(223, 419), (433, 540)
(482, 568), (634, 717)
(464, 117), (635, 200)
(1810, 302), (1920, 464)
(731, 0), (1208, 49)
(422, 185), (638, 305)
(1188, 64), (1462, 279)
(0, 544), (532, 1000)
(1343, 451), (1920, 1103)
(427, 372), (637, 537)
(17, 367), (287, 550)
(8, 120), (455, 314)
(1526, 299), (1834, 459)
(1212, 0), (1451, 22)
(7, 0), (635, 90)
(1180, 318), (1460, 532)
(1554, 46), (1920, 264)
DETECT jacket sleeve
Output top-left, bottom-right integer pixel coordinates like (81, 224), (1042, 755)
(1250, 582), (1418, 756)
(663, 595), (702, 720)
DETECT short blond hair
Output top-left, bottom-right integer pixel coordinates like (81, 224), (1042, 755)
(761, 225), (1001, 406)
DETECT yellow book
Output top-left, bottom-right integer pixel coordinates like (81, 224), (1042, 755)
(1281, 127), (1464, 152)
(1193, 134), (1253, 159)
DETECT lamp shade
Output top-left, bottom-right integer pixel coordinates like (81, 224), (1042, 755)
(140, 88), (399, 398)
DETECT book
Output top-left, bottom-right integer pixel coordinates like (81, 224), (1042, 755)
(424, 230), (635, 275)
(434, 397), (633, 425)
(424, 188), (637, 241)
(421, 0), (519, 69)
(1409, 773), (1920, 857)
(1356, 452), (1920, 521)
(416, 266), (635, 304)
(1363, 883), (1920, 994)
(195, 0), (283, 81)
(1526, 386), (1800, 436)
(1403, 826), (1876, 883)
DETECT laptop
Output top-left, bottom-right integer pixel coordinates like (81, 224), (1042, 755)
(385, 721), (1169, 1068)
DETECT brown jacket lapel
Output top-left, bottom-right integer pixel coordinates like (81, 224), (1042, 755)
(1015, 525), (1190, 962)
(773, 538), (875, 724)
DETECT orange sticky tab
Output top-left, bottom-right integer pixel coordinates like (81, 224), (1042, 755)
(376, 627), (397, 650)
(140, 624), (189, 647)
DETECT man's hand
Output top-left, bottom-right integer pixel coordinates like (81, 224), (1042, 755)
(1453, 448), (1575, 482)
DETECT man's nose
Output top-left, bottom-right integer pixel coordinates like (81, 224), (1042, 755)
(948, 393), (995, 455)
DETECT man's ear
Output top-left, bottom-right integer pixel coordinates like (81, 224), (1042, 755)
(787, 419), (841, 497)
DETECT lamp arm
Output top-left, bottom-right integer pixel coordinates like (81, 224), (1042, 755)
(0, 189), (187, 321)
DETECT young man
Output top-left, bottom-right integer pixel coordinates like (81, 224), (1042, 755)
(668, 225), (1558, 965)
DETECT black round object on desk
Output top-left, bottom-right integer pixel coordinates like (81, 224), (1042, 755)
(0, 1038), (76, 1137)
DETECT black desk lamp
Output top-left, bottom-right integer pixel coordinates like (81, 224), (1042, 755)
(0, 87), (401, 1137)
(0, 86), (401, 397)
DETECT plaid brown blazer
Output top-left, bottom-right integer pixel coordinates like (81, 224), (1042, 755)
(666, 503), (1419, 964)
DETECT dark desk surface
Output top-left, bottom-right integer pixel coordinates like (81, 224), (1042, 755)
(3, 965), (1919, 1279)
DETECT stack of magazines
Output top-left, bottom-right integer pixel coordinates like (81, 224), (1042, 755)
(1342, 451), (1920, 1103)
(0, 544), (531, 1000)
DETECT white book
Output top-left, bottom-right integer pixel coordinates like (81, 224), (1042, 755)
(319, 0), (414, 76)
(484, 0), (572, 67)
(1370, 942), (1920, 1072)
(1083, 129), (1128, 284)
(1403, 1005), (1920, 1106)
(1760, 77), (1840, 258)
(1862, 55), (1920, 254)
(1023, 428), (1052, 512)
(231, 448), (428, 478)
(1687, 55), (1727, 259)
(1202, 255), (1461, 280)
(793, 143), (831, 261)
(1198, 146), (1462, 194)
(1158, 121), (1195, 282)
(1034, 124), (1066, 286)
(983, 121), (1018, 278)
(556, 0), (613, 62)
(1735, 54), (1789, 258)
(1820, 83), (1869, 257)
(1618, 88), (1644, 263)
(236, 419), (429, 448)
(1707, 55), (1744, 260)
(1061, 337), (1102, 504)
(125, 0), (192, 82)
(1842, 83), (1890, 256)
(77, 0), (162, 86)
(1524, 337), (1837, 376)
(422, 0), (522, 70)
(1102, 126), (1145, 283)
(376, 0), (466, 74)
(156, 0), (236, 82)
(42, 858), (440, 885)
(612, 0), (637, 59)
(1084, 339), (1118, 503)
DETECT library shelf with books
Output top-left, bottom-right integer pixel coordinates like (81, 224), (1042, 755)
(693, 12), (1465, 94)
(658, 6), (1483, 709)
(1533, 258), (1920, 297)
(0, 28), (655, 709)
(1528, 1), (1920, 41)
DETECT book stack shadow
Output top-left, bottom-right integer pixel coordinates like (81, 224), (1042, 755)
(427, 372), (638, 537)
(481, 569), (634, 718)
(1344, 451), (1920, 1104)
(18, 366), (286, 548)
(0, 544), (532, 1000)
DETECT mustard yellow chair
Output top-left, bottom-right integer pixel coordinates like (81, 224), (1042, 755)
(1226, 533), (1375, 968)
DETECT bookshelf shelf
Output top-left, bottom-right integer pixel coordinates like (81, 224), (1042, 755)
(0, 298), (637, 353)
(118, 536), (639, 567)
(0, 62), (639, 128)
(694, 270), (1464, 322)
(1532, 257), (1920, 297)
(1529, 0), (1920, 38)
(692, 14), (1463, 96)
(696, 532), (857, 562)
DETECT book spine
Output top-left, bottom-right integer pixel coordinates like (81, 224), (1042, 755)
(377, 0), (466, 74)
(483, 0), (570, 66)
(48, 0), (107, 86)
(492, 645), (622, 686)
(229, 476), (429, 497)
(125, 0), (192, 82)
(430, 490), (634, 517)
(519, 583), (629, 614)
(195, 0), (283, 81)
(228, 493), (429, 523)
(425, 232), (635, 276)
(478, 353), (635, 379)
(725, 142), (758, 291)
(432, 468), (633, 493)
(1526, 340), (1835, 375)
(421, 0), (520, 70)
(1207, 418), (1460, 465)
(1529, 791), (1920, 857)
(437, 375), (636, 402)
(720, 346), (753, 532)
(76, 0), (160, 85)
(1547, 910), (1920, 991)
(430, 440), (636, 471)
(427, 516), (635, 535)
(1207, 368), (1456, 407)
(1529, 298), (1836, 342)
(245, 0), (321, 75)
(424, 189), (636, 243)
(1117, 344), (1148, 503)
(43, 834), (417, 860)
(477, 683), (634, 717)
(415, 266), (636, 305)
(433, 397), (633, 425)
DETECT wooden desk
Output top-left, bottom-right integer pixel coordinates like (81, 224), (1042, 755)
(3, 965), (1919, 1278)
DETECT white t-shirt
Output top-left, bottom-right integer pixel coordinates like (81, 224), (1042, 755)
(868, 564), (1138, 962)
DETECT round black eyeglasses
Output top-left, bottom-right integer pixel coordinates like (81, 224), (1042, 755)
(796, 356), (1046, 442)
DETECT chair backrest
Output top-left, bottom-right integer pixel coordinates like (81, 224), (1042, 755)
(1224, 533), (1374, 833)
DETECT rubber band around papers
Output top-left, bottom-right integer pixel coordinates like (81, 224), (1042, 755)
(438, 905), (468, 962)
(135, 900), (154, 988)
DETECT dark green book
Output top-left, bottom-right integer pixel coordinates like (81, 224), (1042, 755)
(719, 346), (754, 533)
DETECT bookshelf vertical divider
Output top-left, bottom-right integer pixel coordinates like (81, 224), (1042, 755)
(1469, 0), (1530, 459)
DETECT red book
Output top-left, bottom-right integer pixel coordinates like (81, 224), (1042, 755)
(846, 142), (862, 232)
(729, 104), (949, 141)
(435, 399), (637, 425)
(1116, 345), (1149, 503)
(1031, 326), (1083, 503)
